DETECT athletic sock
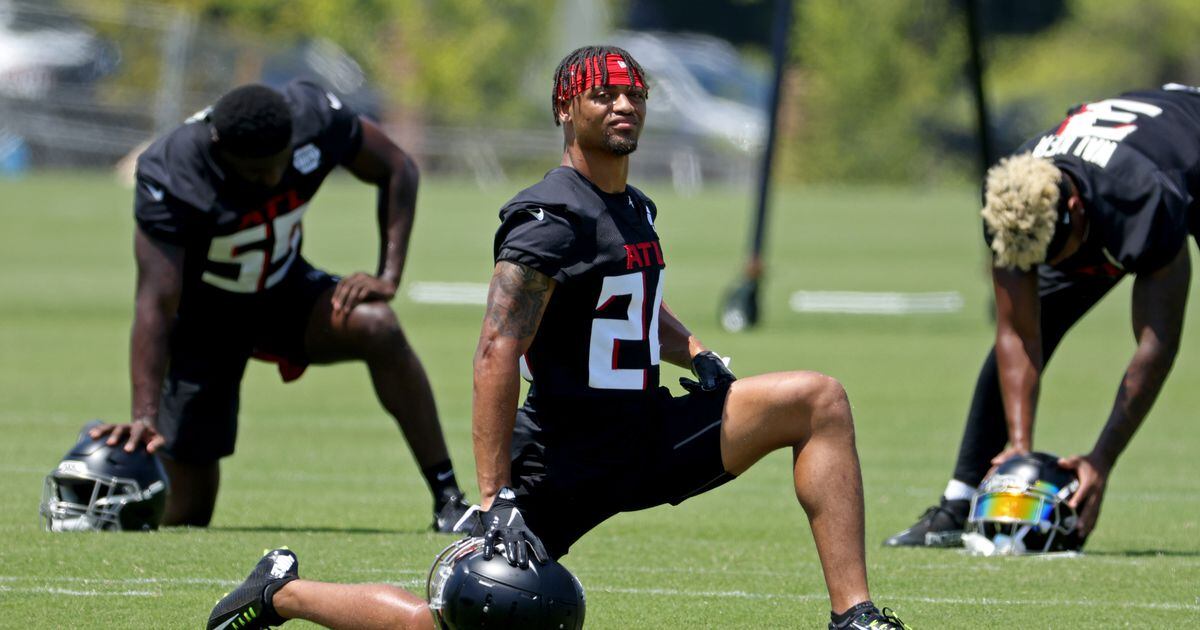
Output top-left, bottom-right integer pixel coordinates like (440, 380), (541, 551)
(831, 600), (876, 627)
(421, 460), (460, 506)
(943, 478), (975, 502)
(261, 576), (295, 625)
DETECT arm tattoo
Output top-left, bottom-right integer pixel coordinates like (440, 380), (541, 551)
(486, 263), (552, 339)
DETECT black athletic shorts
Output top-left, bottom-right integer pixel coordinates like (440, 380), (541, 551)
(510, 383), (735, 559)
(157, 260), (338, 463)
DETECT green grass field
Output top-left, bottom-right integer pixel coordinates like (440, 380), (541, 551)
(1, 171), (1197, 628)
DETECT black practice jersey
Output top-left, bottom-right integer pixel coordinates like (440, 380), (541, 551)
(997, 83), (1200, 279)
(133, 80), (363, 313)
(494, 167), (666, 419)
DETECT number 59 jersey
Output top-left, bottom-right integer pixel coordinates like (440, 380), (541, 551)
(494, 167), (666, 415)
(132, 80), (362, 312)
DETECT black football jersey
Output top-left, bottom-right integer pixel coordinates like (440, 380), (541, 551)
(494, 167), (666, 419)
(133, 80), (363, 313)
(999, 83), (1200, 278)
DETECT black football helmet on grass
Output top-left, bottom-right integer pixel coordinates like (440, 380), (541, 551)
(427, 537), (585, 629)
(40, 420), (168, 532)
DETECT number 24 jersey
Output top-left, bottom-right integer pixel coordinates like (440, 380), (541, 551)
(494, 167), (667, 416)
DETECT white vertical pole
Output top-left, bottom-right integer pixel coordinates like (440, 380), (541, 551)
(153, 7), (194, 133)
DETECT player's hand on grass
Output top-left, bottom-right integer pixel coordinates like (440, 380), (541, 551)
(331, 273), (397, 314)
(680, 351), (735, 393)
(477, 488), (548, 569)
(1059, 453), (1109, 537)
(89, 420), (164, 454)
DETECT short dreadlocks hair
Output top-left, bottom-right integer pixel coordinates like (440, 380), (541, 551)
(551, 45), (649, 126)
(210, 84), (293, 158)
(981, 153), (1068, 270)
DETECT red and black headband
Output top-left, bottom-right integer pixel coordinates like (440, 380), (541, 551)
(555, 53), (647, 103)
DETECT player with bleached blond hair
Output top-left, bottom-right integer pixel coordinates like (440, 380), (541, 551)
(980, 153), (1064, 271)
(886, 84), (1200, 549)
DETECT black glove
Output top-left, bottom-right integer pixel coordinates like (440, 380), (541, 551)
(679, 351), (736, 393)
(477, 487), (548, 568)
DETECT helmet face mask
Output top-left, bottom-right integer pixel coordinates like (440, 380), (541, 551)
(427, 537), (486, 617)
(964, 452), (1084, 556)
(39, 422), (168, 532)
(427, 537), (585, 630)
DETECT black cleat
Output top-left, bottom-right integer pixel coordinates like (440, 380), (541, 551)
(433, 492), (473, 534)
(883, 498), (969, 547)
(830, 605), (913, 630)
(207, 548), (299, 630)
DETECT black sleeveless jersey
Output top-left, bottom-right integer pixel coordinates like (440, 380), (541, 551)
(133, 80), (363, 313)
(1001, 84), (1200, 278)
(494, 167), (666, 419)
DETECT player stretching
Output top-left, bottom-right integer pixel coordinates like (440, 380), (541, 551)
(469, 43), (910, 630)
(94, 81), (469, 531)
(204, 48), (912, 630)
(886, 84), (1200, 548)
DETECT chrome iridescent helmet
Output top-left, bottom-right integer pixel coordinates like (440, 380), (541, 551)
(963, 452), (1084, 555)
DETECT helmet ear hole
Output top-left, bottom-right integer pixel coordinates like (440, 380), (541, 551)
(118, 497), (163, 531)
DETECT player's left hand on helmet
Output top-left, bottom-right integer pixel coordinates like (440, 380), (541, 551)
(331, 273), (397, 314)
(1058, 453), (1110, 537)
(88, 420), (165, 454)
(680, 350), (735, 393)
(476, 488), (548, 569)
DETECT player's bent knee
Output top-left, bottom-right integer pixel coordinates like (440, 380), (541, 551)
(782, 371), (852, 434)
(353, 303), (399, 335)
(775, 370), (841, 406)
(810, 375), (854, 434)
(353, 304), (408, 350)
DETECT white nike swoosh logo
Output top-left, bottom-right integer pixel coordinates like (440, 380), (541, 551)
(526, 207), (544, 221)
(145, 183), (164, 202)
(436, 470), (454, 481)
(326, 91), (343, 110)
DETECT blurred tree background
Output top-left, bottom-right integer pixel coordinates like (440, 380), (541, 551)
(39, 0), (1200, 182)
(787, 0), (1200, 184)
(85, 0), (557, 125)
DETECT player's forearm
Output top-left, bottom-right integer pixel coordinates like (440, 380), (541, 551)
(1092, 340), (1177, 470)
(994, 329), (1040, 451)
(472, 262), (553, 505)
(659, 302), (704, 368)
(375, 155), (418, 286)
(129, 299), (174, 425)
(471, 339), (523, 506)
(990, 267), (1042, 451)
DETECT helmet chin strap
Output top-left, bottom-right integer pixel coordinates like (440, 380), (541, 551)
(963, 523), (1034, 556)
